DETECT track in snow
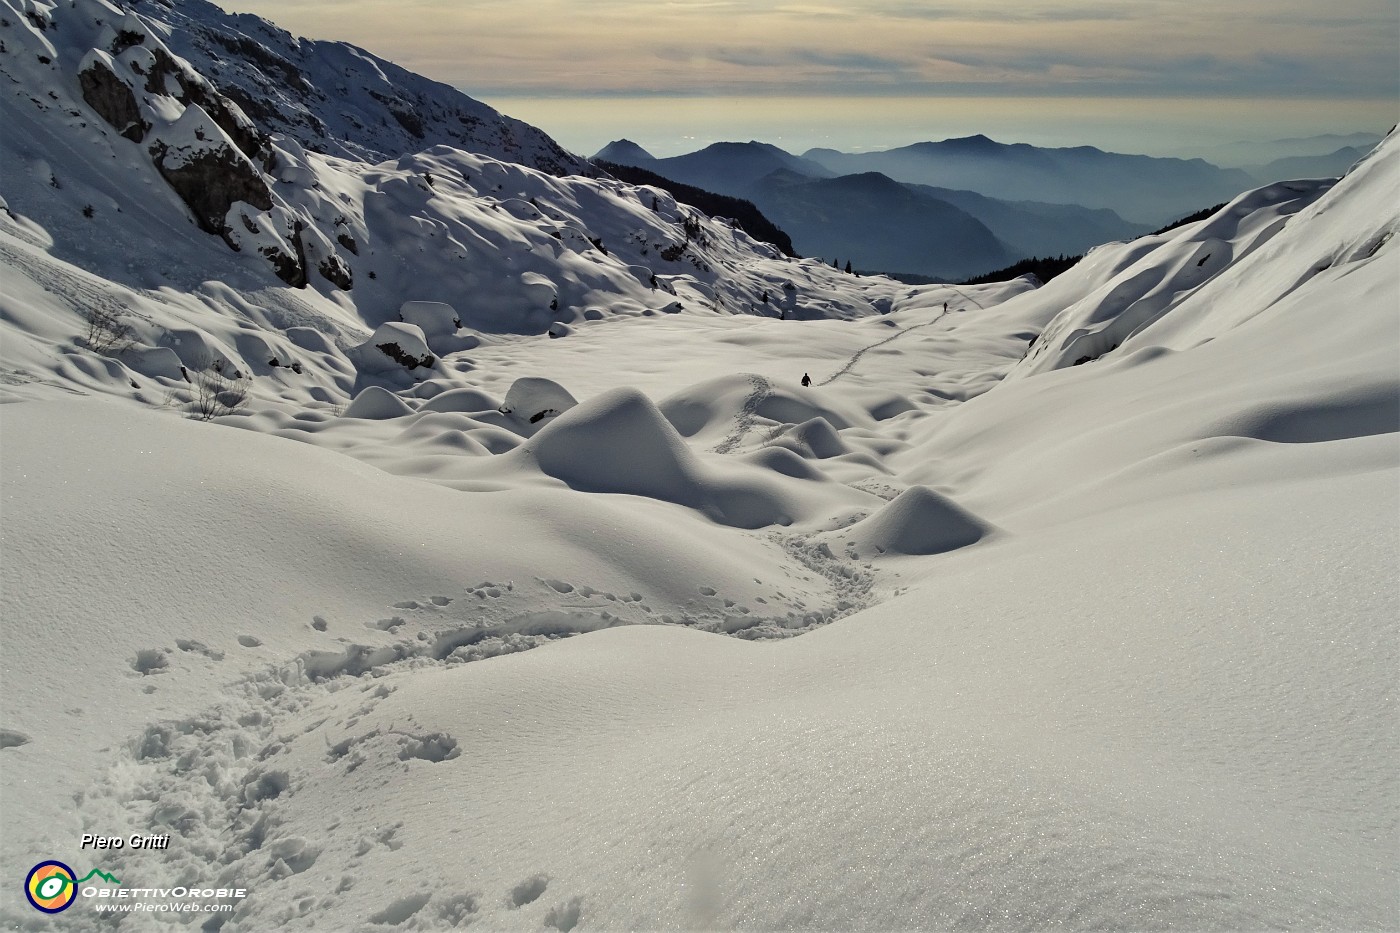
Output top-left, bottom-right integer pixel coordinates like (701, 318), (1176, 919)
(817, 309), (950, 386)
(713, 373), (773, 454)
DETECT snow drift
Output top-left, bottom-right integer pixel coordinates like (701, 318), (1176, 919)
(1, 1), (1395, 930)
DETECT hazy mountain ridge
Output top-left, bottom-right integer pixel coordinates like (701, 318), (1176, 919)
(905, 185), (1154, 260)
(597, 138), (1152, 279)
(1245, 146), (1371, 185)
(747, 169), (1015, 280)
(1200, 132), (1385, 168)
(624, 139), (837, 193)
(805, 135), (1258, 225)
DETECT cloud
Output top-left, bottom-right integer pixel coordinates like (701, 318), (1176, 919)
(867, 2), (1146, 22)
(214, 0), (1400, 101)
(704, 47), (915, 74)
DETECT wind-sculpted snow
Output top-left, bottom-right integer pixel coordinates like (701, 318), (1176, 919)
(1013, 178), (1339, 376)
(520, 387), (826, 530)
(833, 485), (997, 556)
(1, 4), (1397, 929)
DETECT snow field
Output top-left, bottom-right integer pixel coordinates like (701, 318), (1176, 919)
(1, 1), (1396, 926)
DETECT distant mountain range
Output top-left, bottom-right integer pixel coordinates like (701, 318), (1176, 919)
(1198, 132), (1384, 169)
(801, 136), (1256, 226)
(595, 138), (1158, 280)
(1246, 147), (1372, 185)
(750, 170), (1015, 279)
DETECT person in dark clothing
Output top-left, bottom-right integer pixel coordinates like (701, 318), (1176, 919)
(801, 373), (811, 387)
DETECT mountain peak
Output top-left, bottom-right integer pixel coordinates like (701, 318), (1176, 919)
(938, 134), (1003, 150)
(593, 139), (656, 164)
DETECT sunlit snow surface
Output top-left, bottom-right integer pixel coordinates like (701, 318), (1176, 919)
(2, 1), (1398, 929)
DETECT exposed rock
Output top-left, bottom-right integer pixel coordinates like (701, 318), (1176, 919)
(110, 29), (146, 56)
(151, 141), (273, 237)
(78, 55), (148, 142)
(148, 105), (273, 248)
(318, 254), (352, 290)
(258, 223), (307, 288)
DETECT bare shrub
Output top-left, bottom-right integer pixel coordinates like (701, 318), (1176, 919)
(188, 364), (249, 421)
(83, 306), (135, 356)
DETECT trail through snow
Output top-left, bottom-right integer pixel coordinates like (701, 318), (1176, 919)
(817, 309), (951, 385)
(713, 373), (774, 453)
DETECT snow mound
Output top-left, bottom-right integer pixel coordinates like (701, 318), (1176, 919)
(525, 387), (697, 495)
(522, 388), (793, 528)
(1210, 386), (1400, 444)
(659, 374), (762, 438)
(123, 346), (186, 382)
(755, 387), (855, 429)
(841, 485), (996, 556)
(773, 417), (849, 459)
(742, 446), (829, 480)
(344, 385), (415, 420)
(500, 376), (577, 426)
(659, 373), (866, 448)
(420, 387), (502, 414)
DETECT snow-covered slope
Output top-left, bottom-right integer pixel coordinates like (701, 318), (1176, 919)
(2, 0), (890, 418)
(1, 1), (1397, 929)
(128, 0), (588, 173)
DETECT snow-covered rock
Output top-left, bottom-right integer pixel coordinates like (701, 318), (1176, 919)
(499, 376), (577, 425)
(346, 322), (435, 376)
(398, 300), (460, 338)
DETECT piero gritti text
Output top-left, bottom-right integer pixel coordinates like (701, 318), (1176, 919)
(81, 833), (171, 851)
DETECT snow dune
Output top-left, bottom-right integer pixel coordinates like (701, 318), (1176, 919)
(1, 1), (1396, 928)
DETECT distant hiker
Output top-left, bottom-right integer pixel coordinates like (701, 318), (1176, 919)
(943, 301), (948, 311)
(801, 373), (811, 387)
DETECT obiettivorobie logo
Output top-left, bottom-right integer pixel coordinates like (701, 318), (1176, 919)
(23, 859), (246, 916)
(24, 861), (121, 914)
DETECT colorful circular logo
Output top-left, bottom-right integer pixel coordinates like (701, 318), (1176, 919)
(25, 861), (77, 913)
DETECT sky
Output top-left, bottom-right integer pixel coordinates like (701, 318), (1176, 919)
(215, 0), (1399, 159)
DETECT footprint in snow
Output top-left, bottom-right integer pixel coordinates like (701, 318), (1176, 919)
(509, 874), (549, 908)
(130, 648), (169, 675)
(176, 638), (224, 661)
(546, 896), (584, 932)
(368, 892), (431, 925)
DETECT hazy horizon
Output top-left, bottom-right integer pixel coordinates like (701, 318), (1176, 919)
(480, 93), (1394, 162)
(211, 0), (1398, 164)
